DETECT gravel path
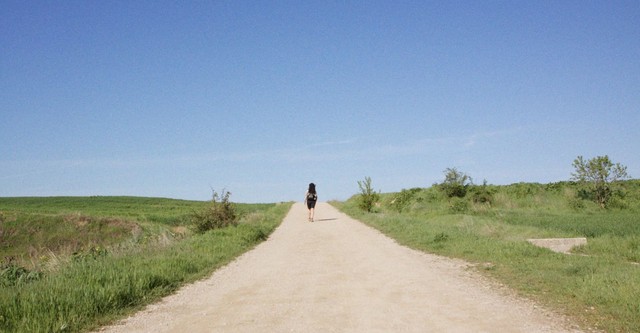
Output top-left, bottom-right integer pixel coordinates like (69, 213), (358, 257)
(98, 202), (582, 333)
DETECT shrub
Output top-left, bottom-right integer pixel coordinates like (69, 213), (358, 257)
(449, 197), (469, 213)
(433, 232), (449, 243)
(607, 196), (629, 210)
(357, 177), (380, 213)
(0, 261), (43, 287)
(571, 155), (630, 208)
(508, 182), (544, 198)
(439, 168), (473, 198)
(390, 188), (421, 212)
(567, 196), (586, 211)
(421, 187), (443, 203)
(470, 180), (494, 205)
(191, 190), (237, 233)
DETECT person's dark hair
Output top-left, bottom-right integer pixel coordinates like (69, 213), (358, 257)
(308, 183), (316, 194)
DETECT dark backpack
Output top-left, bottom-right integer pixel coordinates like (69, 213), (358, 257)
(307, 192), (317, 201)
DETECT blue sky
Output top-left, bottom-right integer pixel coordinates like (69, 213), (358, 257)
(2, 1), (639, 203)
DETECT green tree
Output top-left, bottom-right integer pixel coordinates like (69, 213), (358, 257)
(357, 176), (380, 212)
(571, 155), (629, 208)
(439, 167), (473, 198)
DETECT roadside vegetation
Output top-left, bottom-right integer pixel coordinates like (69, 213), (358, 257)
(337, 163), (638, 332)
(0, 195), (292, 333)
(357, 176), (380, 213)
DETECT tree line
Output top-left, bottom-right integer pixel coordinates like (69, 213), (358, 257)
(357, 155), (630, 212)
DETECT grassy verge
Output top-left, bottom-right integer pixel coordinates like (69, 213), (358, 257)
(0, 197), (277, 268)
(0, 197), (292, 333)
(331, 182), (640, 332)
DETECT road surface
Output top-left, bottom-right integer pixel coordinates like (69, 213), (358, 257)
(98, 202), (581, 333)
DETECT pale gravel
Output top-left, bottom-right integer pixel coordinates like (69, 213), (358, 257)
(97, 202), (583, 333)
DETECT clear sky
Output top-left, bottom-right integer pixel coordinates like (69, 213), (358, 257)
(2, 1), (639, 203)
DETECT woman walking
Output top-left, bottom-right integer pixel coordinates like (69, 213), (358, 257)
(304, 183), (317, 222)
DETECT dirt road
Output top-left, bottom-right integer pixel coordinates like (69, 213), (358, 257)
(98, 202), (581, 332)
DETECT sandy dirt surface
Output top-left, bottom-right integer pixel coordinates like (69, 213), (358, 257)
(97, 202), (582, 333)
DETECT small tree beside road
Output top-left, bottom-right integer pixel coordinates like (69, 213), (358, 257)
(571, 155), (630, 208)
(192, 189), (237, 233)
(357, 176), (380, 212)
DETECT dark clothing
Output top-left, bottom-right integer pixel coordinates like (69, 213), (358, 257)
(306, 200), (316, 209)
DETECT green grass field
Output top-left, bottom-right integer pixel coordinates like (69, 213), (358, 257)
(3, 181), (639, 332)
(332, 180), (640, 333)
(0, 196), (292, 333)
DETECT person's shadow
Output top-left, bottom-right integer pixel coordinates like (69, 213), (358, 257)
(315, 218), (338, 222)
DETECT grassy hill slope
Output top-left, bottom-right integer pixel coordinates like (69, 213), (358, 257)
(0, 196), (291, 333)
(333, 180), (640, 332)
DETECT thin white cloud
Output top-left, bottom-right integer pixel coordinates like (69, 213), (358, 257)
(309, 139), (355, 148)
(0, 129), (524, 177)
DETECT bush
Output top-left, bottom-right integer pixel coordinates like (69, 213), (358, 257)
(470, 180), (494, 205)
(433, 232), (449, 243)
(449, 197), (469, 213)
(191, 190), (237, 233)
(607, 196), (629, 210)
(357, 177), (380, 213)
(567, 196), (586, 211)
(571, 155), (630, 208)
(0, 261), (43, 287)
(390, 188), (421, 212)
(439, 168), (473, 198)
(508, 182), (544, 198)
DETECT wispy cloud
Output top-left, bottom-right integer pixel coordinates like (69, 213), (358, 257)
(361, 128), (521, 158)
(463, 127), (522, 148)
(1, 129), (524, 177)
(309, 139), (355, 148)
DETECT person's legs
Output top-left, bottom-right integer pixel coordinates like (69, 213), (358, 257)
(306, 201), (316, 222)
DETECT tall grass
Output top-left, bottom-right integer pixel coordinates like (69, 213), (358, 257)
(332, 180), (640, 332)
(0, 197), (278, 267)
(0, 196), (203, 223)
(0, 197), (292, 333)
(1, 213), (138, 268)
